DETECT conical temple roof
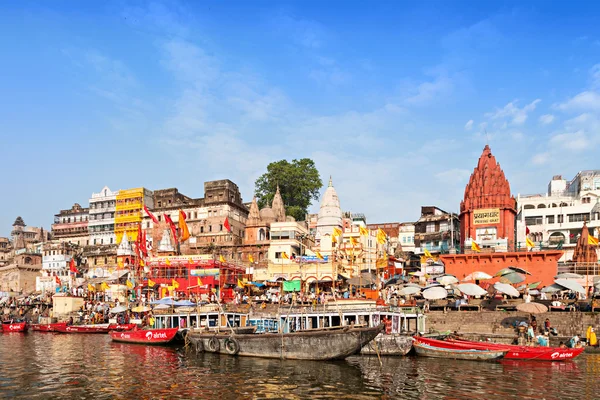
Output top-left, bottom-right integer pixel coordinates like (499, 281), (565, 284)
(271, 186), (286, 222)
(572, 221), (598, 263)
(13, 216), (25, 227)
(317, 176), (342, 228)
(247, 197), (262, 226)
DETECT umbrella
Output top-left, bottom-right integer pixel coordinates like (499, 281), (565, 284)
(528, 289), (540, 295)
(516, 285), (526, 291)
(151, 297), (177, 305)
(463, 271), (493, 281)
(110, 305), (127, 314)
(422, 286), (448, 300)
(131, 306), (151, 313)
(457, 283), (488, 297)
(174, 300), (196, 307)
(516, 302), (548, 314)
(348, 273), (376, 286)
(555, 273), (583, 280)
(409, 271), (427, 277)
(424, 282), (443, 290)
(437, 275), (459, 285)
(554, 279), (586, 294)
(499, 272), (525, 284)
(541, 284), (564, 293)
(153, 304), (171, 310)
(399, 286), (421, 296)
(493, 282), (520, 297)
(494, 268), (514, 277)
(528, 281), (542, 289)
(404, 283), (422, 288)
(509, 266), (532, 275)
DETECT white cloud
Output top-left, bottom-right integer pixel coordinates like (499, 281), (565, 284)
(539, 114), (555, 125)
(485, 99), (541, 125)
(557, 91), (600, 111)
(549, 131), (589, 151)
(403, 73), (454, 105)
(464, 119), (474, 130)
(531, 152), (550, 165)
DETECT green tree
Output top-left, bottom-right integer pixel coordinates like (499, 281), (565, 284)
(255, 158), (323, 221)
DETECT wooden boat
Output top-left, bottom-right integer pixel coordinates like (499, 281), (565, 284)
(416, 337), (584, 361)
(55, 324), (111, 334)
(413, 342), (506, 361)
(585, 345), (600, 354)
(188, 324), (384, 360)
(361, 333), (413, 356)
(108, 323), (137, 331)
(30, 322), (68, 332)
(110, 328), (179, 345)
(1, 322), (28, 333)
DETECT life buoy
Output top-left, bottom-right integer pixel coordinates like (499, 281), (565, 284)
(207, 336), (220, 352)
(195, 339), (204, 354)
(224, 337), (240, 355)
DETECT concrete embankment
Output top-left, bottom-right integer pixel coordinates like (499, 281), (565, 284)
(426, 311), (600, 344)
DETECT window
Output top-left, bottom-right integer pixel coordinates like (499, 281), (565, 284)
(200, 226), (204, 233)
(110, 238), (113, 244)
(275, 252), (282, 259)
(582, 197), (591, 204)
(525, 216), (543, 226)
(209, 225), (212, 232)
(568, 213), (589, 223)
(547, 215), (555, 224)
(426, 224), (435, 233)
(158, 201), (162, 207)
(558, 215), (564, 223)
(220, 224), (223, 232)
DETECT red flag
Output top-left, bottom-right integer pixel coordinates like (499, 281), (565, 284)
(179, 210), (190, 242)
(143, 205), (159, 224)
(164, 214), (179, 245)
(141, 230), (148, 257)
(526, 226), (530, 235)
(70, 258), (78, 274)
(136, 224), (143, 258)
(55, 275), (61, 285)
(224, 217), (231, 232)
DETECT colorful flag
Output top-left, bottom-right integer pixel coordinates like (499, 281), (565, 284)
(87, 283), (95, 292)
(179, 210), (190, 242)
(471, 241), (481, 252)
(165, 258), (171, 266)
(172, 279), (179, 289)
(140, 259), (145, 267)
(197, 277), (203, 286)
(141, 229), (148, 257)
(424, 248), (433, 258)
(55, 276), (61, 285)
(219, 254), (226, 263)
(526, 226), (530, 235)
(359, 226), (369, 236)
(333, 227), (342, 237)
(143, 205), (159, 224)
(331, 235), (337, 244)
(588, 235), (599, 246)
(282, 252), (290, 260)
(117, 259), (124, 269)
(248, 254), (254, 263)
(126, 280), (134, 289)
(163, 213), (178, 245)
(526, 237), (535, 249)
(148, 279), (156, 287)
(188, 257), (194, 266)
(349, 236), (358, 245)
(376, 257), (388, 268)
(101, 282), (110, 291)
(316, 251), (324, 260)
(69, 258), (78, 273)
(224, 217), (232, 232)
(377, 228), (387, 245)
(237, 279), (245, 288)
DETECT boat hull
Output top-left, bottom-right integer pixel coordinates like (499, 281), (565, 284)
(189, 324), (384, 360)
(110, 328), (179, 344)
(55, 324), (110, 334)
(360, 333), (413, 356)
(30, 322), (68, 332)
(1, 322), (28, 333)
(108, 324), (137, 331)
(413, 342), (506, 361)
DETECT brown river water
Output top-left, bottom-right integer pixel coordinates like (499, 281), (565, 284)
(1, 333), (600, 399)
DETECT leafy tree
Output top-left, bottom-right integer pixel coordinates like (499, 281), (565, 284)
(255, 158), (323, 221)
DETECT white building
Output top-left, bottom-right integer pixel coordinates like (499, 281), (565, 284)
(517, 172), (600, 261)
(89, 186), (118, 246)
(37, 241), (75, 292)
(398, 223), (415, 253)
(268, 221), (310, 264)
(315, 177), (343, 256)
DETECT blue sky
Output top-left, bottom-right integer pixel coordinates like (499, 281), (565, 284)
(2, 0), (600, 236)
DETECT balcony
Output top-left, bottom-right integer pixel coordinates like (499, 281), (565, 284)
(114, 214), (142, 224)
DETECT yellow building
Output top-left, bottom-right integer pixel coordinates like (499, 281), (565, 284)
(115, 187), (153, 243)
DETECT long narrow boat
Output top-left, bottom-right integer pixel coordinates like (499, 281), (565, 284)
(30, 322), (68, 332)
(108, 323), (137, 331)
(110, 328), (179, 345)
(413, 342), (506, 361)
(54, 324), (111, 334)
(188, 324), (384, 360)
(1, 322), (28, 333)
(361, 333), (413, 356)
(415, 337), (584, 361)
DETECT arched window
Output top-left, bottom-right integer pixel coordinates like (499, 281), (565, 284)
(523, 204), (535, 210)
(258, 228), (266, 241)
(537, 204), (546, 209)
(548, 232), (565, 245)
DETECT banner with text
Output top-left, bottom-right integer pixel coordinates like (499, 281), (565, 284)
(473, 208), (500, 225)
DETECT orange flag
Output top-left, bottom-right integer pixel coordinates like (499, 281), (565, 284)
(179, 210), (190, 242)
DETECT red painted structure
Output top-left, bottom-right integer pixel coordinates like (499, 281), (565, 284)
(1, 322), (28, 333)
(30, 322), (68, 332)
(110, 327), (179, 345)
(460, 145), (517, 251)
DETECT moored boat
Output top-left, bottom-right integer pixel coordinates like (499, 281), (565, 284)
(361, 333), (413, 356)
(584, 345), (600, 354)
(30, 322), (68, 332)
(109, 328), (179, 345)
(108, 323), (137, 331)
(188, 324), (384, 360)
(413, 341), (506, 361)
(1, 322), (28, 333)
(55, 324), (111, 334)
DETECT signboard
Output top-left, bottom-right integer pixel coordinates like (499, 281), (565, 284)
(190, 268), (219, 277)
(473, 208), (500, 225)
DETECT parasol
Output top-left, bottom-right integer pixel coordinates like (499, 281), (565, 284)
(174, 300), (196, 307)
(110, 305), (127, 314)
(555, 273), (583, 280)
(422, 286), (448, 300)
(348, 273), (377, 286)
(554, 279), (586, 294)
(457, 283), (488, 297)
(494, 268), (513, 277)
(463, 271), (493, 281)
(437, 275), (459, 285)
(541, 284), (564, 293)
(499, 272), (525, 284)
(399, 286), (421, 296)
(493, 282), (520, 297)
(516, 302), (548, 314)
(404, 283), (422, 288)
(528, 281), (542, 289)
(151, 297), (177, 305)
(409, 271), (427, 277)
(508, 266), (532, 275)
(131, 306), (151, 313)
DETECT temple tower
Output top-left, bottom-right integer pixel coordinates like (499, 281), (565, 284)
(572, 222), (599, 263)
(316, 177), (343, 254)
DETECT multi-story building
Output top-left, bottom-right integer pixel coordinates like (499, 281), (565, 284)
(37, 241), (76, 292)
(0, 253), (42, 294)
(115, 187), (153, 244)
(414, 206), (460, 255)
(517, 171), (600, 261)
(11, 216), (50, 251)
(52, 203), (90, 247)
(398, 223), (416, 254)
(0, 237), (12, 267)
(88, 186), (118, 246)
(314, 177), (343, 256)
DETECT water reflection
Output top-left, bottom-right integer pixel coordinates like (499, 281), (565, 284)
(1, 334), (600, 399)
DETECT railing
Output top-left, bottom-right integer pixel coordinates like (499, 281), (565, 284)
(557, 262), (600, 276)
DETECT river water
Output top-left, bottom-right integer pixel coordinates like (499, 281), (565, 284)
(1, 333), (599, 399)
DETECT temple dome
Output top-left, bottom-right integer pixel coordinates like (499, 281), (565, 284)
(316, 177), (342, 236)
(259, 207), (276, 223)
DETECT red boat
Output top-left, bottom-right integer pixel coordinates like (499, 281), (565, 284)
(109, 328), (179, 345)
(55, 324), (111, 334)
(1, 322), (28, 333)
(30, 322), (68, 332)
(415, 337), (584, 361)
(108, 323), (137, 331)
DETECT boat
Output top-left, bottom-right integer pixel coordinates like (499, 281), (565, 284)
(30, 322), (68, 332)
(413, 341), (507, 361)
(585, 345), (600, 354)
(109, 327), (179, 345)
(54, 324), (111, 334)
(1, 321), (28, 333)
(108, 323), (137, 331)
(361, 333), (413, 356)
(415, 337), (584, 361)
(188, 324), (384, 360)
